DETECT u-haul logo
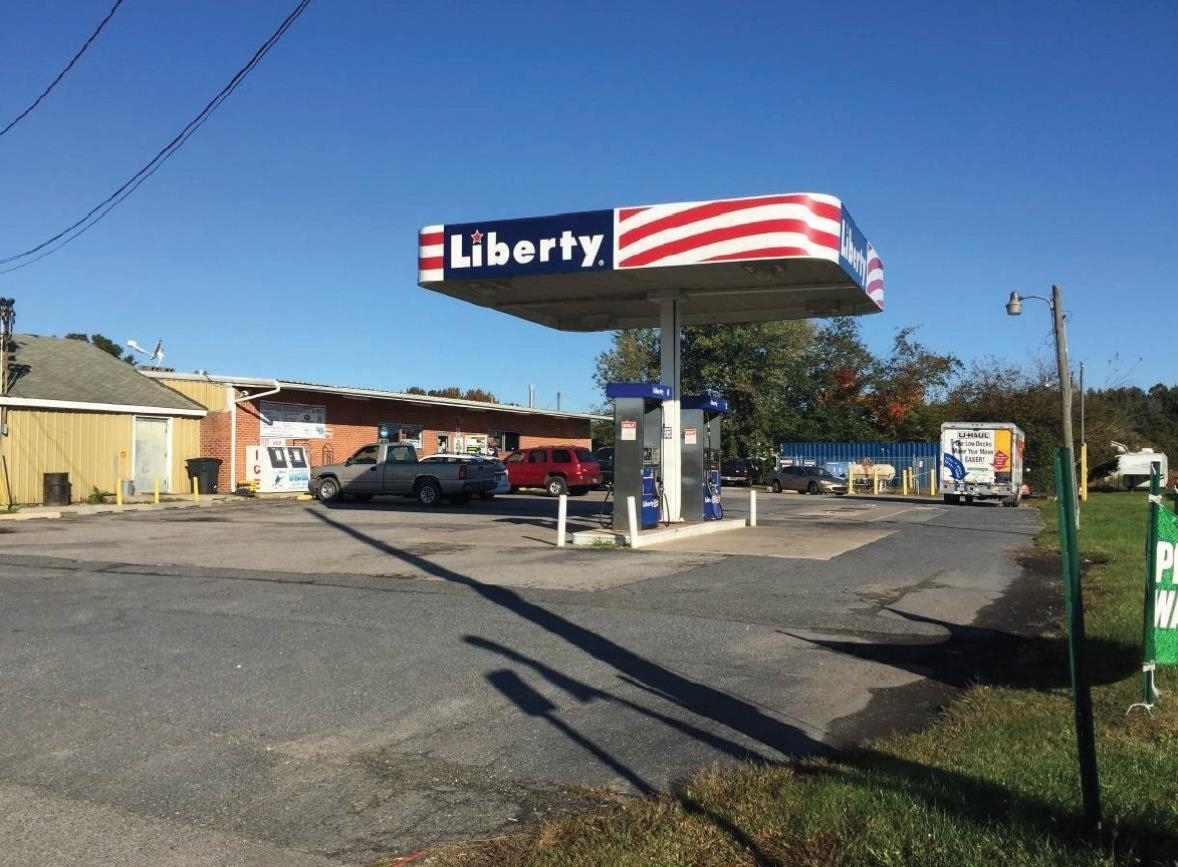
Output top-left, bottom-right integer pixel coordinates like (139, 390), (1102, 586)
(450, 229), (604, 270)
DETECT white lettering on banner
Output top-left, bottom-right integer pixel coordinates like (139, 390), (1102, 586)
(1157, 589), (1178, 629)
(449, 230), (604, 270)
(514, 239), (535, 264)
(840, 222), (867, 283)
(1158, 540), (1176, 584)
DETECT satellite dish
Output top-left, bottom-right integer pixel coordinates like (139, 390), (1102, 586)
(126, 337), (165, 365)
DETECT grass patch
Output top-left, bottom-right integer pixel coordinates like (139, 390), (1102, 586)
(383, 493), (1178, 867)
(86, 485), (113, 504)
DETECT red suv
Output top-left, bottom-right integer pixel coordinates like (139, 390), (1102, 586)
(503, 445), (602, 496)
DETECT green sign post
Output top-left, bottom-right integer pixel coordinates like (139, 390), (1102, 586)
(1054, 448), (1101, 833)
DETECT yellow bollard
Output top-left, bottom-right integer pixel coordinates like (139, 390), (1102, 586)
(115, 479), (123, 506)
(192, 476), (200, 502)
(153, 477), (160, 504)
(902, 468), (909, 496)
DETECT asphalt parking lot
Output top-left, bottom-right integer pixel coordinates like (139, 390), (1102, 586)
(0, 491), (1045, 864)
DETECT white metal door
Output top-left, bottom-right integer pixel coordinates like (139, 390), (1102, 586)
(134, 417), (170, 493)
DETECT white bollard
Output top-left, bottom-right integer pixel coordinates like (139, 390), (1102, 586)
(626, 495), (639, 548)
(748, 487), (757, 527)
(556, 493), (567, 547)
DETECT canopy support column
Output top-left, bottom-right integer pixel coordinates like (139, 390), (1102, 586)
(659, 296), (682, 523)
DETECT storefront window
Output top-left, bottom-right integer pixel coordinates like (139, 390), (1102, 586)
(377, 423), (423, 447)
(494, 430), (520, 452)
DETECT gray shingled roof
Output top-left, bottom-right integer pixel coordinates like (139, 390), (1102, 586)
(5, 334), (204, 412)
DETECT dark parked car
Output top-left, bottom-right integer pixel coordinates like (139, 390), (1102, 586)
(720, 457), (763, 487)
(593, 446), (614, 488)
(766, 465), (849, 495)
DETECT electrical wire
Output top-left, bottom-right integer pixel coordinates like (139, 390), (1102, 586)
(0, 0), (313, 275)
(0, 0), (125, 140)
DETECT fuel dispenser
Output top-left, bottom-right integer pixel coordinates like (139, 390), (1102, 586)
(605, 382), (671, 530)
(680, 394), (728, 520)
(246, 445), (311, 493)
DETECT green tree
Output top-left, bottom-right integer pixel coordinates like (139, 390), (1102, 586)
(866, 327), (961, 440)
(593, 328), (659, 391)
(65, 332), (134, 364)
(679, 320), (813, 460)
(461, 388), (497, 403)
(780, 318), (877, 442)
(594, 322), (813, 460)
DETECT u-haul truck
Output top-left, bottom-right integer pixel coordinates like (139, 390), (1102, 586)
(939, 422), (1025, 506)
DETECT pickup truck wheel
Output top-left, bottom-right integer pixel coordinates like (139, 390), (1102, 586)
(545, 476), (568, 497)
(316, 477), (342, 503)
(770, 479), (782, 493)
(415, 479), (443, 506)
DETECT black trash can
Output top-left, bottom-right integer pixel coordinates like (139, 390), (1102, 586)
(43, 472), (72, 506)
(185, 458), (222, 494)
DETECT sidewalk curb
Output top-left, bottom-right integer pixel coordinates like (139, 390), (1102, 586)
(0, 495), (252, 522)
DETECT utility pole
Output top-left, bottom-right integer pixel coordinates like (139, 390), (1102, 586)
(1079, 361), (1087, 501)
(0, 297), (14, 428)
(0, 297), (15, 508)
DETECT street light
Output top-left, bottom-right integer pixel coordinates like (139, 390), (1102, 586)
(1005, 284), (1078, 521)
(1006, 284), (1100, 832)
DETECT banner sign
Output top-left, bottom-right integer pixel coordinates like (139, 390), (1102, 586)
(260, 401), (327, 439)
(1148, 505), (1178, 665)
(442, 210), (613, 280)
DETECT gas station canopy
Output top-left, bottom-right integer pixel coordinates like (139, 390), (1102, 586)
(418, 192), (884, 331)
(418, 191), (885, 527)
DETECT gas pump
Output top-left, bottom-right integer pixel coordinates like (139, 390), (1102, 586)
(680, 395), (728, 520)
(605, 382), (671, 530)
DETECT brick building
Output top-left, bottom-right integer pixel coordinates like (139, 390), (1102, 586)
(143, 371), (604, 494)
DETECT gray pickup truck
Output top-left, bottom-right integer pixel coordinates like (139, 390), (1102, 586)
(309, 442), (498, 506)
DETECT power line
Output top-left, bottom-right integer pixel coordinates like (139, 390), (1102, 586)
(0, 0), (313, 275)
(0, 0), (126, 139)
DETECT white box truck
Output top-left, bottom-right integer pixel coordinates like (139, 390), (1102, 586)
(940, 422), (1025, 506)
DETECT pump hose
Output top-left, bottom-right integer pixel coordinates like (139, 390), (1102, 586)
(597, 484), (613, 528)
(657, 478), (670, 526)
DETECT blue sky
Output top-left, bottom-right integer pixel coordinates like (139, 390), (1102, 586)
(2, 1), (1175, 413)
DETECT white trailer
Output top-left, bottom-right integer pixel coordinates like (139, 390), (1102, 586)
(940, 422), (1025, 506)
(1116, 449), (1168, 490)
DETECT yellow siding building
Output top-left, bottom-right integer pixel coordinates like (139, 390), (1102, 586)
(0, 335), (206, 506)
